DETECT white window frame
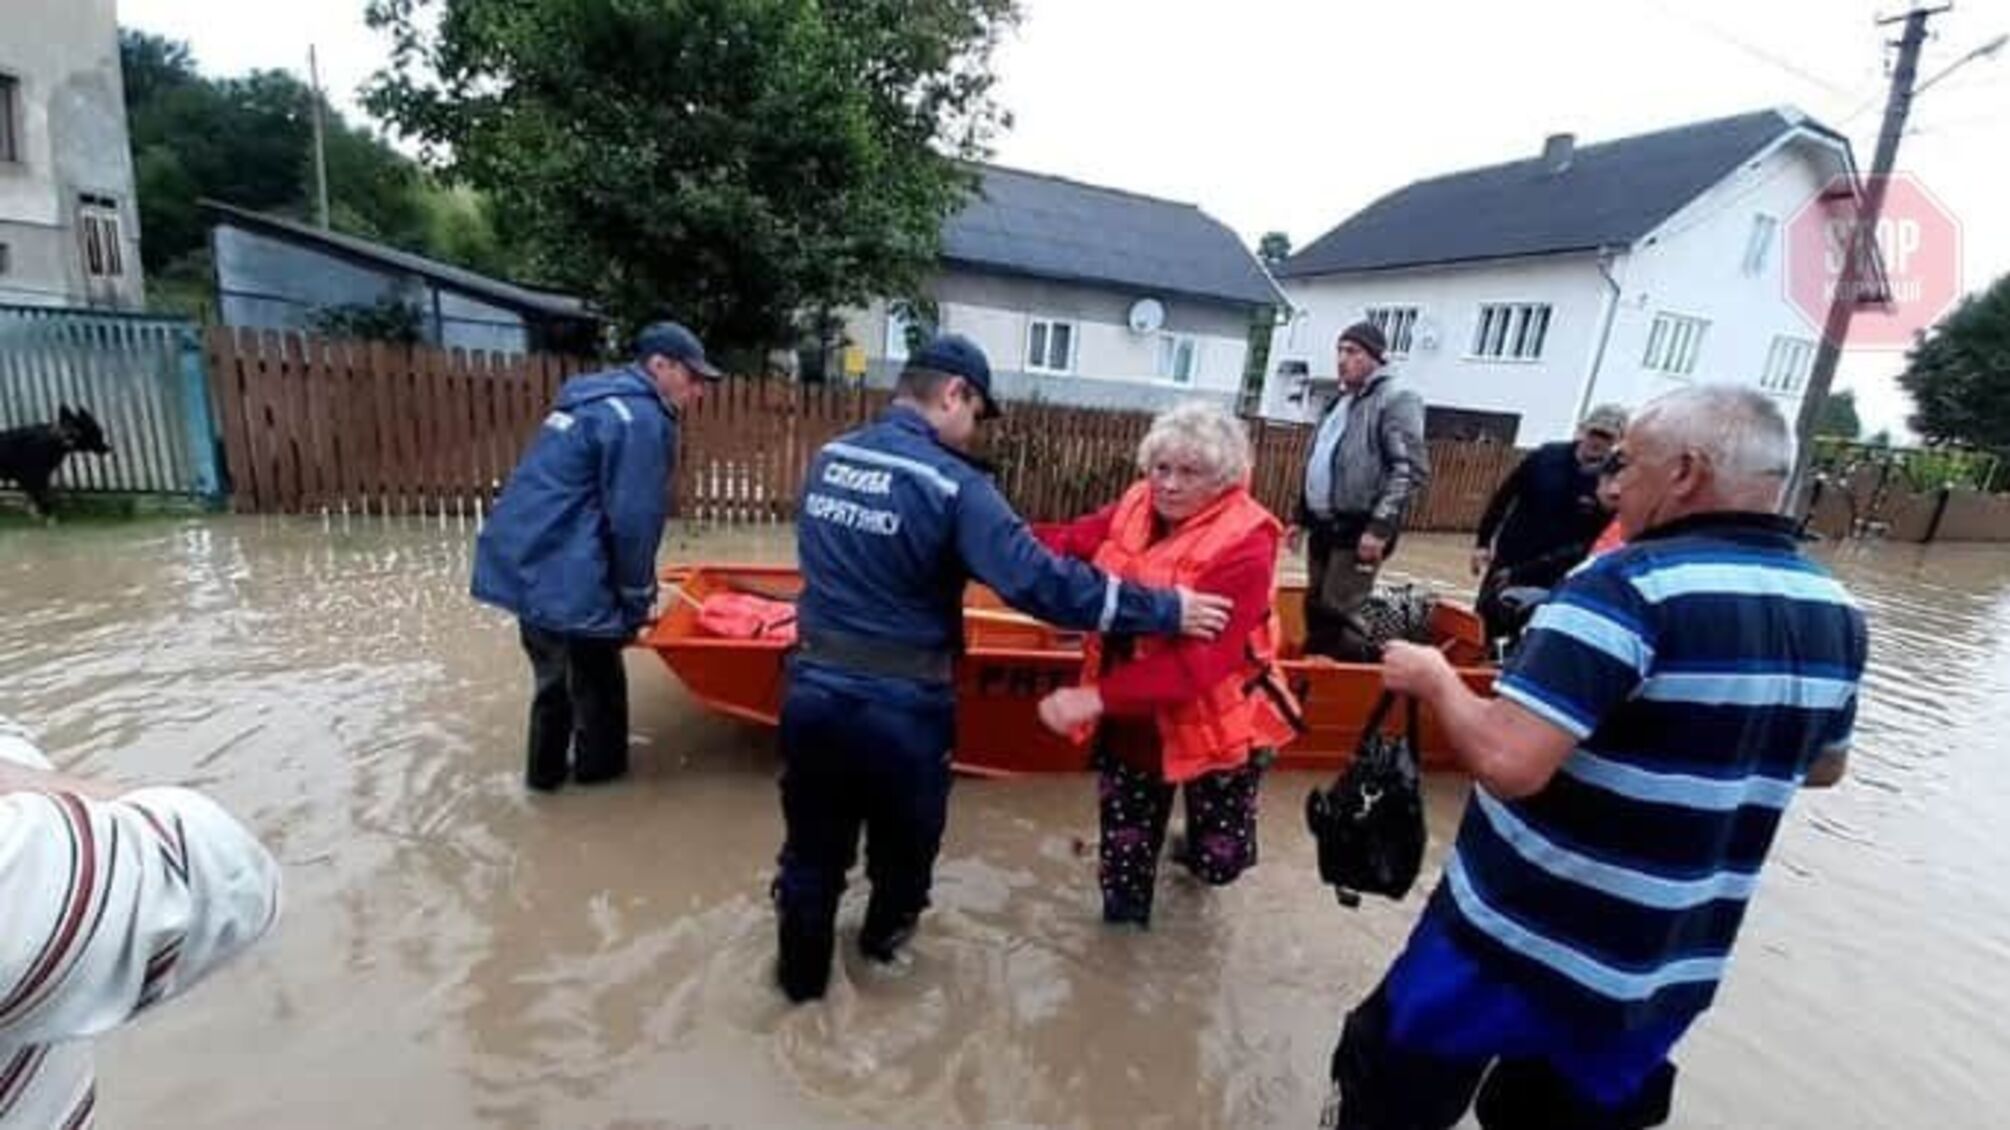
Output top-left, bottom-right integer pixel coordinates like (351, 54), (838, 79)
(1759, 334), (1815, 393)
(1742, 213), (1779, 277)
(884, 307), (925, 362)
(1157, 333), (1200, 384)
(1285, 308), (1311, 351)
(1363, 305), (1420, 357)
(1468, 302), (1551, 361)
(1025, 316), (1076, 374)
(1643, 312), (1709, 376)
(77, 194), (124, 280)
(0, 73), (19, 164)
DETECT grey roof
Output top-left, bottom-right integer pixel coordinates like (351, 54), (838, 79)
(201, 200), (597, 321)
(942, 166), (1284, 308)
(1280, 109), (1850, 278)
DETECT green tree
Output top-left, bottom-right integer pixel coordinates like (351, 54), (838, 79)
(309, 296), (426, 343)
(1899, 272), (2010, 447)
(1257, 231), (1291, 269)
(120, 28), (513, 285)
(363, 0), (1019, 354)
(1816, 389), (1862, 440)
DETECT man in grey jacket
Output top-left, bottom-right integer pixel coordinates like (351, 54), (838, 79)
(1290, 322), (1430, 660)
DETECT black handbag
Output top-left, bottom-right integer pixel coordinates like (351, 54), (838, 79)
(1304, 691), (1425, 908)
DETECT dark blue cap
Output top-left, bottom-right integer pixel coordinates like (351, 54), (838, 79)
(907, 332), (999, 419)
(633, 321), (722, 380)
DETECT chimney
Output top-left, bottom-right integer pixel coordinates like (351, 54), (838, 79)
(1541, 132), (1576, 174)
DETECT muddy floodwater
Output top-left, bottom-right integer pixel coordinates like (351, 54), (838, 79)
(3, 517), (2008, 1128)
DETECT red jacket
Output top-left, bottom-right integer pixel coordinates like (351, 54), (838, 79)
(1033, 503), (1279, 717)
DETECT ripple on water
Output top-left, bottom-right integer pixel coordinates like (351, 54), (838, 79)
(4, 519), (2009, 1130)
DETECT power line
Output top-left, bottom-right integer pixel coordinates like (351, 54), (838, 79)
(1637, 0), (1865, 97)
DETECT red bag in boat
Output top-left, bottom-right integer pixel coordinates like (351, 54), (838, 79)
(696, 592), (799, 643)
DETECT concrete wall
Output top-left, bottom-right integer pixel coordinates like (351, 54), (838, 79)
(0, 0), (143, 309)
(1263, 254), (1609, 443)
(840, 266), (1255, 413)
(214, 224), (531, 354)
(1587, 137), (1834, 421)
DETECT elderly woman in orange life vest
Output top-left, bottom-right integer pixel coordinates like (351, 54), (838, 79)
(1033, 401), (1300, 927)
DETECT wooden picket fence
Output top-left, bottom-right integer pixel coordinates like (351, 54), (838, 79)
(203, 330), (1522, 529)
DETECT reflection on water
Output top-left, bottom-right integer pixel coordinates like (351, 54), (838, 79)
(2, 517), (2006, 1128)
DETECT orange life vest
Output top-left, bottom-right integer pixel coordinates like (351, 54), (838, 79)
(1078, 481), (1304, 782)
(1590, 518), (1626, 557)
(697, 592), (799, 643)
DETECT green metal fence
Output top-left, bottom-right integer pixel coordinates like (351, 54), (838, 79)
(0, 305), (222, 501)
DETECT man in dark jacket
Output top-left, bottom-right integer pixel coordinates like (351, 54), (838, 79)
(472, 321), (720, 791)
(1471, 405), (1626, 643)
(1291, 322), (1430, 660)
(774, 333), (1230, 1002)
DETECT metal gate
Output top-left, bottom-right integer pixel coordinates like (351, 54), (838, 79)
(0, 305), (222, 501)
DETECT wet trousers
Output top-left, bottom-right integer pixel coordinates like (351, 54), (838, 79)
(519, 623), (629, 791)
(773, 663), (954, 1001)
(1304, 516), (1394, 662)
(1324, 909), (1684, 1130)
(1098, 751), (1262, 925)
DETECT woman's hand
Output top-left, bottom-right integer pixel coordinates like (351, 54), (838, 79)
(1037, 686), (1105, 736)
(1176, 588), (1233, 639)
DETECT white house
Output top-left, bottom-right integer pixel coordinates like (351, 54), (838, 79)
(842, 165), (1285, 412)
(1261, 108), (1861, 443)
(0, 0), (145, 310)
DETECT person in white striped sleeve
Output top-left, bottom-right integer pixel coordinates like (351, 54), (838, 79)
(1327, 385), (1867, 1130)
(0, 717), (281, 1130)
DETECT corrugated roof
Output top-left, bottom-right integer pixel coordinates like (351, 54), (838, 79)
(201, 200), (597, 320)
(942, 165), (1283, 308)
(1280, 108), (1845, 278)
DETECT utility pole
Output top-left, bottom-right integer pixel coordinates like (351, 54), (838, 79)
(309, 45), (331, 231)
(1790, 4), (1947, 501)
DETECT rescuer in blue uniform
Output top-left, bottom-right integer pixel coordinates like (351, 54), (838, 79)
(774, 333), (1232, 1002)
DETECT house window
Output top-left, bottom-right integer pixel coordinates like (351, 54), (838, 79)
(0, 243), (10, 276)
(1643, 312), (1709, 375)
(1157, 334), (1199, 384)
(1026, 317), (1075, 374)
(0, 74), (18, 163)
(885, 306), (927, 362)
(1743, 213), (1779, 277)
(1470, 303), (1551, 360)
(77, 194), (124, 279)
(1759, 335), (1815, 393)
(1364, 305), (1419, 356)
(1285, 308), (1311, 351)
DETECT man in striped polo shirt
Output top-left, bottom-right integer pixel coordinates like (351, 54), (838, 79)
(2, 716), (282, 1130)
(1329, 385), (1868, 1130)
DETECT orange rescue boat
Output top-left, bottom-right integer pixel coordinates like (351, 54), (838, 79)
(638, 564), (1496, 777)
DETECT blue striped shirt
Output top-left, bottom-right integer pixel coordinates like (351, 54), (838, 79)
(1432, 512), (1868, 1027)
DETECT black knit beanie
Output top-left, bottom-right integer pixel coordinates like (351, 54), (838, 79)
(1338, 321), (1388, 363)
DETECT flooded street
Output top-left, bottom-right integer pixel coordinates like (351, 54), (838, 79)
(3, 517), (2008, 1128)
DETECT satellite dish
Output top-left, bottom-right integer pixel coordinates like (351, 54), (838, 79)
(1127, 298), (1166, 335)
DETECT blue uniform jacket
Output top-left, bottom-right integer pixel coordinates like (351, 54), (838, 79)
(471, 367), (676, 638)
(796, 406), (1179, 667)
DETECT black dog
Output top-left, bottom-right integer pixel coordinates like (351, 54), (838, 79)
(0, 405), (113, 518)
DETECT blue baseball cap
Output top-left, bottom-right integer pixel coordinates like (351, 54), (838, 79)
(633, 321), (721, 380)
(907, 332), (999, 419)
